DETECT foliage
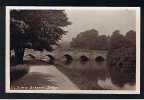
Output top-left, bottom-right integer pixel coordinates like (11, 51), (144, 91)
(70, 29), (109, 50)
(109, 30), (136, 50)
(10, 10), (71, 65)
(107, 30), (136, 86)
(125, 30), (136, 46)
(109, 30), (125, 50)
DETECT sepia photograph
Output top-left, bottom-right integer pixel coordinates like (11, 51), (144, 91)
(5, 7), (140, 94)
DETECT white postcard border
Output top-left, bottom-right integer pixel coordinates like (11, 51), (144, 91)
(5, 6), (141, 94)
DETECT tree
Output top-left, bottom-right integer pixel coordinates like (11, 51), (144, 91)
(109, 30), (136, 50)
(94, 35), (109, 50)
(109, 30), (125, 50)
(10, 10), (71, 65)
(71, 29), (99, 49)
(70, 29), (109, 50)
(107, 30), (136, 86)
(125, 30), (136, 46)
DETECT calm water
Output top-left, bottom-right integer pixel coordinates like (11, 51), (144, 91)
(57, 60), (107, 70)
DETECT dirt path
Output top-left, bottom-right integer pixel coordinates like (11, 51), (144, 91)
(11, 65), (79, 90)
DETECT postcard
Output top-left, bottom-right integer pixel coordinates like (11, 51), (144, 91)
(5, 6), (140, 94)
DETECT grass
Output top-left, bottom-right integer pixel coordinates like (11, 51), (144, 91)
(55, 62), (109, 90)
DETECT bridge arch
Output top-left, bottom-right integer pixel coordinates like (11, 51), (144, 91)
(95, 56), (105, 62)
(47, 54), (55, 64)
(64, 54), (73, 61)
(80, 55), (89, 62)
(63, 54), (73, 64)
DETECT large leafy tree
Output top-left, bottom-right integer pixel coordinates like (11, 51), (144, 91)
(10, 10), (71, 65)
(125, 30), (136, 46)
(70, 29), (109, 50)
(109, 30), (125, 50)
(71, 29), (99, 49)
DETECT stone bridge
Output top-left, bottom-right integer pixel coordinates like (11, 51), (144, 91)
(49, 50), (108, 61)
(24, 49), (108, 62)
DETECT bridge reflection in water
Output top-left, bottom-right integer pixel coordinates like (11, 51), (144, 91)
(58, 58), (107, 70)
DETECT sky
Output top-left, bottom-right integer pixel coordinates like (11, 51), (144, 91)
(61, 9), (136, 42)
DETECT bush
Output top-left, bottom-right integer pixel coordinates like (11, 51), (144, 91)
(107, 47), (136, 87)
(10, 65), (29, 82)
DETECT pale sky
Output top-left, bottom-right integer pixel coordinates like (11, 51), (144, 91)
(61, 9), (136, 42)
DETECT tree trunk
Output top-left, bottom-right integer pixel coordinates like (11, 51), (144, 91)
(14, 48), (25, 65)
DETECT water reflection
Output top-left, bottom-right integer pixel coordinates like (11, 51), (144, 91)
(62, 59), (107, 70)
(64, 60), (73, 65)
(64, 54), (73, 65)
